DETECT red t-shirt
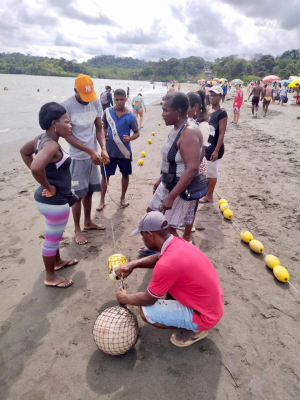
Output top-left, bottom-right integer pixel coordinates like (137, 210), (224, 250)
(148, 237), (224, 331)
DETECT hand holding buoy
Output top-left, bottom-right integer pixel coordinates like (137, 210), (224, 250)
(141, 151), (146, 157)
(138, 159), (144, 165)
(158, 122), (161, 126)
(148, 139), (152, 144)
(151, 132), (155, 136)
(107, 254), (128, 283)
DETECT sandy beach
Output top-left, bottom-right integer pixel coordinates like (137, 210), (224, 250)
(1, 83), (300, 400)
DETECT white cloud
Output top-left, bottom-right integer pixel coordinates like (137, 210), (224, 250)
(0, 0), (299, 62)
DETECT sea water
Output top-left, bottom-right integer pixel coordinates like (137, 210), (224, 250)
(0, 74), (167, 144)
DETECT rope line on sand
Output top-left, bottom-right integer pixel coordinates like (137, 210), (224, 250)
(102, 163), (142, 253)
(215, 189), (300, 297)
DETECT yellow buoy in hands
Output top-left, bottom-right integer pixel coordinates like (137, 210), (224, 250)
(220, 203), (229, 212)
(138, 159), (144, 165)
(265, 254), (280, 270)
(148, 139), (152, 144)
(158, 122), (161, 125)
(107, 254), (128, 282)
(219, 198), (228, 206)
(249, 240), (264, 253)
(151, 132), (155, 136)
(223, 209), (233, 220)
(240, 230), (253, 243)
(273, 265), (289, 282)
(141, 151), (146, 157)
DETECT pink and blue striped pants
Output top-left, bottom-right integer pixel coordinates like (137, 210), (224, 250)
(35, 201), (70, 257)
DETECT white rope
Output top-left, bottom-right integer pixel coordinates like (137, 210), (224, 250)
(101, 163), (142, 252)
(102, 163), (142, 208)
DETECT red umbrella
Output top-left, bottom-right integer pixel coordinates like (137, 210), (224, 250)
(262, 75), (280, 83)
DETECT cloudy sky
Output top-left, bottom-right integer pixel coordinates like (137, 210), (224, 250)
(1, 0), (300, 62)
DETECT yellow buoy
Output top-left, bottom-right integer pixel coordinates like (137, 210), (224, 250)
(273, 265), (289, 282)
(107, 254), (128, 282)
(240, 230), (253, 243)
(158, 122), (161, 126)
(223, 209), (233, 220)
(265, 254), (280, 270)
(148, 139), (152, 144)
(141, 151), (146, 157)
(249, 240), (264, 253)
(138, 159), (144, 165)
(219, 198), (228, 206)
(151, 132), (155, 136)
(220, 203), (229, 212)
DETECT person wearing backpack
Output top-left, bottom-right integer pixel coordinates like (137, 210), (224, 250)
(100, 86), (113, 111)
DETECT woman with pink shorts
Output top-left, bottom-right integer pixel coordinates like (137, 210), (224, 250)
(232, 84), (244, 125)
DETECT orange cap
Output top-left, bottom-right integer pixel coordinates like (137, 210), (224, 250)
(75, 74), (97, 102)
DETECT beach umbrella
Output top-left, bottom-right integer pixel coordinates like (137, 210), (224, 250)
(230, 79), (243, 85)
(213, 78), (220, 81)
(219, 78), (228, 82)
(262, 75), (280, 83)
(288, 77), (300, 87)
(173, 80), (178, 83)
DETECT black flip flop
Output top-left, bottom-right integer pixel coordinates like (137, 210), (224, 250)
(54, 259), (79, 271)
(45, 279), (73, 288)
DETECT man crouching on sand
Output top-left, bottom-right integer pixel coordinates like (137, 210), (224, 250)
(115, 211), (224, 347)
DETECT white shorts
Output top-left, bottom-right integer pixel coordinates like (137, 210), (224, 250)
(206, 159), (221, 179)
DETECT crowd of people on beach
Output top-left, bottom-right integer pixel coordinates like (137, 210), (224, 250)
(20, 73), (226, 347)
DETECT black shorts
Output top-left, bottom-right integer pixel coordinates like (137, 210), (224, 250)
(252, 96), (260, 106)
(101, 157), (132, 176)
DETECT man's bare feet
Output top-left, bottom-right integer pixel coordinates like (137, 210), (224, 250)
(120, 197), (129, 208)
(44, 274), (73, 288)
(54, 259), (79, 271)
(75, 231), (88, 245)
(96, 202), (106, 211)
(83, 222), (106, 230)
(170, 329), (208, 347)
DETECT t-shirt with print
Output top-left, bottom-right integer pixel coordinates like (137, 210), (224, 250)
(61, 96), (103, 160)
(280, 86), (288, 96)
(147, 236), (224, 331)
(103, 107), (139, 159)
(205, 108), (227, 160)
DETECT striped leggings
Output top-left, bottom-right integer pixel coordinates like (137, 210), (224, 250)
(35, 201), (70, 257)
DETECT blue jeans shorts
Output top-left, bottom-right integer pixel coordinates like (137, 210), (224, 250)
(142, 300), (199, 332)
(101, 157), (132, 176)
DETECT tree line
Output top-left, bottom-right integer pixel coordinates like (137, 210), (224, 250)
(0, 51), (299, 83)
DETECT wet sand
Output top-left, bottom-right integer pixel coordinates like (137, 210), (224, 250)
(0, 84), (300, 400)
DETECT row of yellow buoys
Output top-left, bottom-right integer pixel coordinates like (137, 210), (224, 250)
(138, 125), (159, 165)
(219, 198), (233, 220)
(219, 198), (290, 283)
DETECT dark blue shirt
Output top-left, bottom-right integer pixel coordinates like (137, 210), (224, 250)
(103, 108), (139, 158)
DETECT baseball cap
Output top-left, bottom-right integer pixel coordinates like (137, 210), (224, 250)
(132, 211), (169, 236)
(75, 74), (97, 102)
(209, 85), (223, 95)
(106, 85), (112, 90)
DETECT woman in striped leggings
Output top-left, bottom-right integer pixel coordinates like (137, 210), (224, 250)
(20, 102), (78, 288)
